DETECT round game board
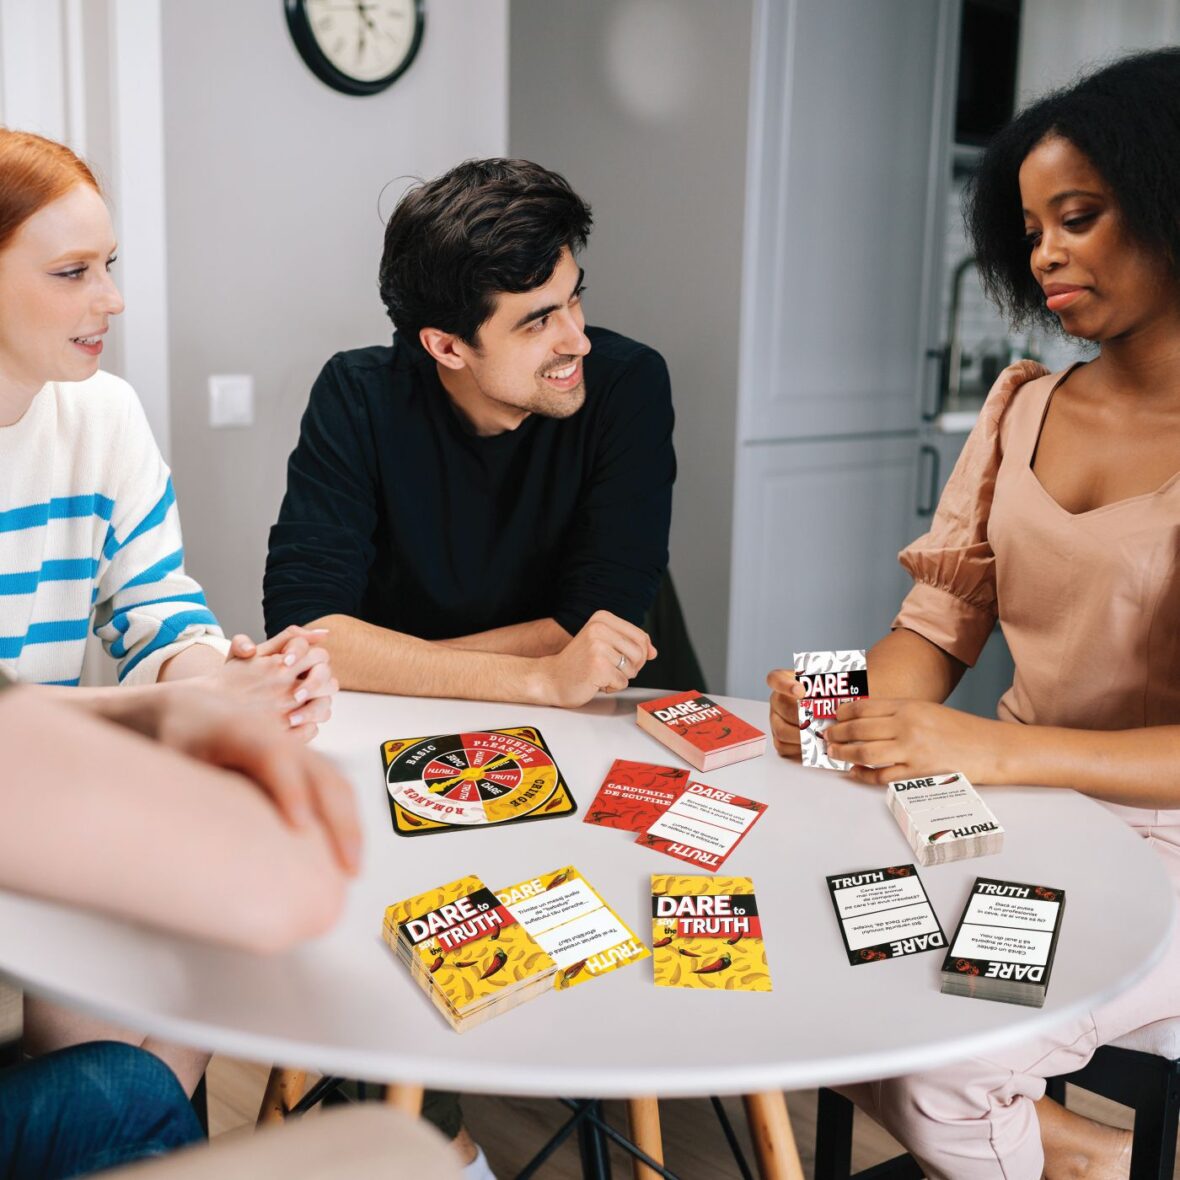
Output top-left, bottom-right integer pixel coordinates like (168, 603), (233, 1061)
(382, 726), (576, 835)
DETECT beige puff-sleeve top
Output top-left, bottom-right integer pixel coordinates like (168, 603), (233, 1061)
(893, 361), (1180, 845)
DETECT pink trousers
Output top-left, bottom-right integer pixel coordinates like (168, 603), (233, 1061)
(837, 833), (1180, 1180)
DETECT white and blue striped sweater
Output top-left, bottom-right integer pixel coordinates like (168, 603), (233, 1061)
(0, 371), (226, 686)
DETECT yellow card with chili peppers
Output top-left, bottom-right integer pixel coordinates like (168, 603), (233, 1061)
(495, 865), (650, 990)
(650, 874), (772, 991)
(383, 874), (558, 1031)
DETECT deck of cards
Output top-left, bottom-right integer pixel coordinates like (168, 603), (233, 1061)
(383, 874), (557, 1032)
(383, 866), (649, 1030)
(794, 650), (868, 770)
(941, 877), (1066, 1007)
(887, 772), (1004, 865)
(636, 690), (766, 771)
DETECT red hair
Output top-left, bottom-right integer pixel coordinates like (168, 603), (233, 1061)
(0, 128), (99, 253)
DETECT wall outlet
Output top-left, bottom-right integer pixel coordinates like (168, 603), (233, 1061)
(208, 374), (254, 427)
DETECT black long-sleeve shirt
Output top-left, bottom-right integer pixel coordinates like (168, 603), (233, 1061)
(263, 327), (675, 642)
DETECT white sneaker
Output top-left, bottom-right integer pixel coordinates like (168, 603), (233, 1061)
(463, 1145), (497, 1180)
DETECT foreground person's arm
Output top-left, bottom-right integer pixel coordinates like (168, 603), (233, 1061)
(0, 685), (356, 950)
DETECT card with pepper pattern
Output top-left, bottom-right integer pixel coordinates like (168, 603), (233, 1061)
(650, 874), (772, 991)
(383, 874), (557, 1031)
(582, 759), (690, 831)
(495, 865), (649, 989)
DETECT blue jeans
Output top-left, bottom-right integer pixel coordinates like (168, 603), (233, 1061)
(0, 1041), (204, 1179)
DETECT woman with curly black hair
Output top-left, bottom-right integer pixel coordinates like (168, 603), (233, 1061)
(767, 48), (1180, 1179)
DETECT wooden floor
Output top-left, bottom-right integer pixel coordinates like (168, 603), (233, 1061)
(207, 1056), (1179, 1179)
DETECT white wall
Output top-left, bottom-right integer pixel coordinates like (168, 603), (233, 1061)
(161, 0), (508, 638)
(509, 0), (753, 692)
(1017, 0), (1180, 104)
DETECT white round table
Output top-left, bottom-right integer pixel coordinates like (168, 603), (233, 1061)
(0, 690), (1173, 1173)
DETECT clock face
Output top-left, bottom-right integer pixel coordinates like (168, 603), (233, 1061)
(286, 0), (425, 95)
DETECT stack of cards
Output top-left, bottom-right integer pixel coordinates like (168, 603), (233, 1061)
(794, 650), (869, 770)
(826, 864), (947, 965)
(383, 874), (557, 1032)
(494, 866), (650, 990)
(384, 866), (650, 1030)
(636, 691), (766, 770)
(941, 877), (1066, 1007)
(887, 772), (1004, 865)
(651, 875), (772, 991)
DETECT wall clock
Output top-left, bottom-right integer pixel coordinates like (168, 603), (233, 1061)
(285, 0), (425, 96)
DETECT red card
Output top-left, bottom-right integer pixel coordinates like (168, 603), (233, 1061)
(582, 759), (690, 832)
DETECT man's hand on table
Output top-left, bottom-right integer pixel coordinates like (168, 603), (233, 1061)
(218, 625), (339, 742)
(534, 610), (656, 707)
(767, 668), (806, 759)
(823, 697), (1006, 786)
(149, 680), (362, 875)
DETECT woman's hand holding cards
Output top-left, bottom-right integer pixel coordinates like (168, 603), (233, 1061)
(824, 698), (1006, 785)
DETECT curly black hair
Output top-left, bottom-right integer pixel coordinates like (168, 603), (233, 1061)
(966, 47), (1180, 328)
(378, 158), (592, 348)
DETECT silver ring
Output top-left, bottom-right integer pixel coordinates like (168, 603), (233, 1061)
(616, 653), (627, 671)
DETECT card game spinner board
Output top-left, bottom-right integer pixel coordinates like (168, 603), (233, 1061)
(382, 726), (577, 836)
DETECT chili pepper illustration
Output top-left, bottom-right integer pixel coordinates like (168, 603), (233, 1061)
(637, 834), (660, 847)
(678, 948), (701, 958)
(545, 870), (571, 890)
(725, 933), (744, 946)
(1033, 887), (1057, 901)
(693, 953), (732, 975)
(589, 810), (622, 823)
(429, 955), (444, 974)
(489, 926), (501, 941)
(400, 812), (424, 827)
(652, 935), (673, 948)
(453, 959), (478, 968)
(928, 830), (953, 843)
(480, 950), (508, 980)
(954, 959), (980, 975)
(935, 774), (960, 786)
(885, 866), (911, 877)
(541, 795), (565, 813)
(559, 960), (586, 985)
(859, 949), (887, 962)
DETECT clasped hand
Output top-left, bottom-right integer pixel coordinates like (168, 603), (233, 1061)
(216, 625), (339, 741)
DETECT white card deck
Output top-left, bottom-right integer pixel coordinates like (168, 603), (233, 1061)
(887, 772), (1004, 865)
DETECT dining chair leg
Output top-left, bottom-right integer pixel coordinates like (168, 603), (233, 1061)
(626, 1097), (664, 1179)
(385, 1081), (424, 1115)
(257, 1067), (307, 1125)
(742, 1091), (804, 1180)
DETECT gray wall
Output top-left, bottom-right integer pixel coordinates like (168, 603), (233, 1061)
(508, 0), (753, 693)
(161, 0), (508, 638)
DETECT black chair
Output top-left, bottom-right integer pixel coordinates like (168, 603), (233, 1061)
(631, 570), (707, 693)
(814, 1020), (1180, 1180)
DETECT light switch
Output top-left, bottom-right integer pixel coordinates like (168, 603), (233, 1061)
(208, 374), (254, 427)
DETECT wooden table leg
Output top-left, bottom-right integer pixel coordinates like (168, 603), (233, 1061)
(257, 1067), (307, 1125)
(385, 1082), (424, 1116)
(742, 1091), (805, 1180)
(626, 1096), (664, 1179)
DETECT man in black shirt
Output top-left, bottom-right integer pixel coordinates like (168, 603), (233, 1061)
(264, 159), (674, 707)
